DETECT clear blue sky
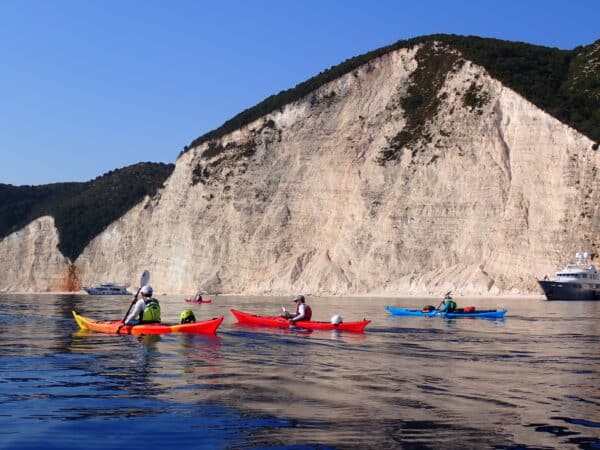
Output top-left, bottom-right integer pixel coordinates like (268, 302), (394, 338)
(1, 0), (598, 186)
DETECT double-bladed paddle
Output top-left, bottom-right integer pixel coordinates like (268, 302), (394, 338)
(121, 270), (150, 323)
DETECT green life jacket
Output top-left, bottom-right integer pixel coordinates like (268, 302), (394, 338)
(180, 309), (196, 324)
(140, 298), (161, 322)
(446, 300), (457, 312)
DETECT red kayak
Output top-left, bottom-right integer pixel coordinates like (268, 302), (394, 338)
(230, 309), (370, 332)
(73, 311), (223, 335)
(184, 298), (213, 303)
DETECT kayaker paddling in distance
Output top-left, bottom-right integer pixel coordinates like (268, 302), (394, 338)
(282, 294), (312, 324)
(123, 285), (161, 325)
(437, 291), (457, 313)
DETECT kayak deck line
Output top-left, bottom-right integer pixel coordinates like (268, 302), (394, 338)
(230, 309), (370, 332)
(72, 310), (224, 334)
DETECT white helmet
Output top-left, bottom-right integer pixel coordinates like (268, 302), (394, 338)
(330, 314), (343, 325)
(140, 285), (153, 296)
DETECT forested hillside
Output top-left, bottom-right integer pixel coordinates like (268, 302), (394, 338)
(0, 162), (174, 260)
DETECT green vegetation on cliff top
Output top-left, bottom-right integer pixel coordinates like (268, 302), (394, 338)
(0, 162), (174, 261)
(184, 34), (599, 152)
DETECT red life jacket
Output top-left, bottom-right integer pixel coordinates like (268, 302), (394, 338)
(295, 303), (312, 321)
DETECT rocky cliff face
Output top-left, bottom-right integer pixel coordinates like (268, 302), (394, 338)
(0, 216), (73, 292)
(2, 42), (599, 295)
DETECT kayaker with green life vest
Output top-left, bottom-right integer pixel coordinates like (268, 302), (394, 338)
(287, 294), (312, 323)
(180, 309), (196, 324)
(437, 291), (457, 313)
(124, 285), (161, 325)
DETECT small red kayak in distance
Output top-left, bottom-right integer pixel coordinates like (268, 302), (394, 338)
(184, 298), (213, 303)
(230, 309), (370, 332)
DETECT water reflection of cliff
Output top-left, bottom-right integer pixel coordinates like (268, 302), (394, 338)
(69, 329), (224, 404)
(0, 294), (90, 357)
(3, 294), (599, 448)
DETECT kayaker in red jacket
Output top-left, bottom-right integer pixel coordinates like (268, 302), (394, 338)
(288, 294), (312, 323)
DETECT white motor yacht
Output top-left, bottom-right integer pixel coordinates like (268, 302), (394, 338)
(83, 283), (131, 295)
(538, 252), (600, 300)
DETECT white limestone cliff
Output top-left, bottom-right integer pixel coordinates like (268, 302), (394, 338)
(2, 43), (599, 295)
(0, 216), (72, 292)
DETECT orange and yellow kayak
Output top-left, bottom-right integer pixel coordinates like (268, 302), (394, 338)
(72, 311), (223, 335)
(230, 309), (370, 332)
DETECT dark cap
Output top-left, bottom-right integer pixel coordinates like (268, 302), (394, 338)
(293, 294), (305, 303)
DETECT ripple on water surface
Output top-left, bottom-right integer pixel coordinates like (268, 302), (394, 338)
(0, 294), (598, 449)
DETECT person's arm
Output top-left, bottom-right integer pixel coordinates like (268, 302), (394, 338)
(291, 304), (306, 322)
(124, 299), (145, 324)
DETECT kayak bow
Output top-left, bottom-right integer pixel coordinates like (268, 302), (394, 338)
(385, 306), (507, 318)
(230, 309), (370, 332)
(72, 311), (223, 334)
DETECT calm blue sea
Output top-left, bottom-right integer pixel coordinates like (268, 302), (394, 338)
(0, 294), (599, 449)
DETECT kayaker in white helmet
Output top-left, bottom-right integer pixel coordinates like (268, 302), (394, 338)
(124, 285), (161, 325)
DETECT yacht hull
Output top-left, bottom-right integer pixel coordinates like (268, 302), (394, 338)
(538, 280), (600, 301)
(83, 284), (131, 295)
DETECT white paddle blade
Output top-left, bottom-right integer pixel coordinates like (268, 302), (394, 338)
(140, 270), (150, 287)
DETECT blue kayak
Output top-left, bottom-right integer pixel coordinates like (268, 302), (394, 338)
(385, 306), (507, 318)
